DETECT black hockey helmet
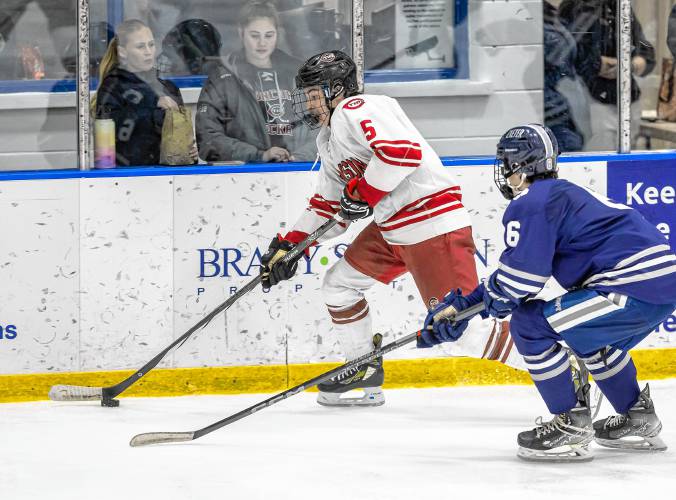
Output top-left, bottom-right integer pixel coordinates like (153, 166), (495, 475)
(160, 19), (222, 75)
(295, 50), (360, 98)
(292, 50), (360, 129)
(494, 124), (559, 200)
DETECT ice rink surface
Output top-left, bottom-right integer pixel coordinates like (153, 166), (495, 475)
(3, 380), (676, 500)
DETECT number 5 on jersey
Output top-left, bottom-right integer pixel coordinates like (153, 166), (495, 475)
(360, 120), (377, 141)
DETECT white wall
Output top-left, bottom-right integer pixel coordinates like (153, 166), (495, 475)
(3, 160), (650, 376)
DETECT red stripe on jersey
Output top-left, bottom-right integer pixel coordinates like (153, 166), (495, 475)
(378, 202), (464, 232)
(309, 195), (340, 215)
(370, 140), (422, 167)
(397, 186), (462, 213)
(378, 187), (464, 231)
(357, 177), (389, 207)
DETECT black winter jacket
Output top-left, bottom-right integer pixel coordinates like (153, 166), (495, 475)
(95, 67), (184, 166)
(559, 0), (655, 105)
(195, 49), (318, 162)
(668, 5), (676, 60)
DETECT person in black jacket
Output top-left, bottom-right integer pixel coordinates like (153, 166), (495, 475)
(559, 0), (655, 151)
(544, 1), (584, 152)
(668, 3), (676, 60)
(94, 19), (198, 166)
(195, 1), (318, 163)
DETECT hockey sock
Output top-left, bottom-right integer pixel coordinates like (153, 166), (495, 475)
(326, 298), (374, 359)
(523, 343), (577, 414)
(582, 348), (640, 414)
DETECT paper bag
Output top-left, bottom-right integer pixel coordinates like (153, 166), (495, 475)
(160, 107), (196, 165)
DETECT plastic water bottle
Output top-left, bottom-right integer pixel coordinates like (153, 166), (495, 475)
(94, 118), (116, 169)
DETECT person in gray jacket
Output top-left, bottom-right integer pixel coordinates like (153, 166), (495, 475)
(196, 1), (317, 163)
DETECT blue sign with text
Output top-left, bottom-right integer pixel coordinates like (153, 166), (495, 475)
(0, 323), (17, 340)
(607, 159), (675, 251)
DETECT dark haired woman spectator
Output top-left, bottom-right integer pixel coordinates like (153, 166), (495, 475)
(196, 2), (317, 163)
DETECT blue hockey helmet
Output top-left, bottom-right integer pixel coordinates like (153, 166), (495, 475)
(494, 124), (559, 200)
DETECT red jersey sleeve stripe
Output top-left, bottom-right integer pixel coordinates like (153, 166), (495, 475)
(371, 139), (422, 148)
(357, 177), (390, 207)
(374, 149), (421, 167)
(370, 140), (422, 167)
(309, 196), (340, 214)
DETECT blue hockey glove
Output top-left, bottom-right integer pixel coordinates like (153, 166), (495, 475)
(417, 287), (484, 348)
(483, 274), (518, 319)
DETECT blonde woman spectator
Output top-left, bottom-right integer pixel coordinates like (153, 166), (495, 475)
(94, 19), (198, 166)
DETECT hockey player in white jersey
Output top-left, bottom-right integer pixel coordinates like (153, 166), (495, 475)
(421, 124), (676, 462)
(259, 50), (519, 407)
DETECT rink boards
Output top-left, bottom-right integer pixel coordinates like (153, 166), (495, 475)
(0, 153), (675, 401)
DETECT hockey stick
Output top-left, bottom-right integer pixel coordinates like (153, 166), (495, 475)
(49, 214), (344, 407)
(129, 302), (485, 446)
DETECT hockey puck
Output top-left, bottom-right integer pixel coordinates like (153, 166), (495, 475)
(101, 398), (120, 407)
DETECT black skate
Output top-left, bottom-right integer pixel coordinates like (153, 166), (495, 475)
(317, 334), (385, 407)
(594, 384), (667, 451)
(517, 380), (594, 462)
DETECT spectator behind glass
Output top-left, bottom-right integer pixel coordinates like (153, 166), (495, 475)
(544, 1), (584, 152)
(196, 1), (318, 163)
(559, 0), (655, 151)
(94, 19), (198, 166)
(668, 3), (676, 60)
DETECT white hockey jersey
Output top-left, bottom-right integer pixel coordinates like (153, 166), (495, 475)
(287, 94), (471, 246)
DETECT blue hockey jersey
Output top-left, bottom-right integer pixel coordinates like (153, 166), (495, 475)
(489, 179), (676, 305)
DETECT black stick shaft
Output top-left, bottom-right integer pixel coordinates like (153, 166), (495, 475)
(103, 216), (342, 399)
(192, 302), (485, 440)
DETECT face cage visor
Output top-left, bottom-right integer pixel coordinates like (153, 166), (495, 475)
(494, 155), (518, 200)
(291, 85), (331, 130)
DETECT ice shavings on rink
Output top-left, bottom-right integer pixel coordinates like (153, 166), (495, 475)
(3, 381), (676, 500)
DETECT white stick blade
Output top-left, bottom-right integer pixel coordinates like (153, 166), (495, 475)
(48, 385), (103, 401)
(129, 432), (194, 447)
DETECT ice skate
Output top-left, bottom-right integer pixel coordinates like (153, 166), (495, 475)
(517, 407), (594, 462)
(517, 381), (594, 463)
(317, 334), (385, 407)
(593, 384), (667, 452)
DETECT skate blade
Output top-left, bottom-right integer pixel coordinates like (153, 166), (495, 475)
(595, 436), (667, 452)
(317, 388), (385, 408)
(517, 445), (594, 463)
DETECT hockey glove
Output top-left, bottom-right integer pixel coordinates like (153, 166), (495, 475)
(483, 273), (518, 319)
(417, 287), (485, 348)
(260, 235), (302, 288)
(339, 178), (373, 221)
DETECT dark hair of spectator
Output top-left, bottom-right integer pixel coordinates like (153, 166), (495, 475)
(92, 19), (151, 111)
(237, 1), (280, 29)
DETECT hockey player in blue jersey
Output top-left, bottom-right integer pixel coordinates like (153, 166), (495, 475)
(418, 123), (676, 462)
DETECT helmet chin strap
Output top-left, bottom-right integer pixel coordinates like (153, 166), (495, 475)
(324, 84), (345, 123)
(509, 173), (528, 195)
